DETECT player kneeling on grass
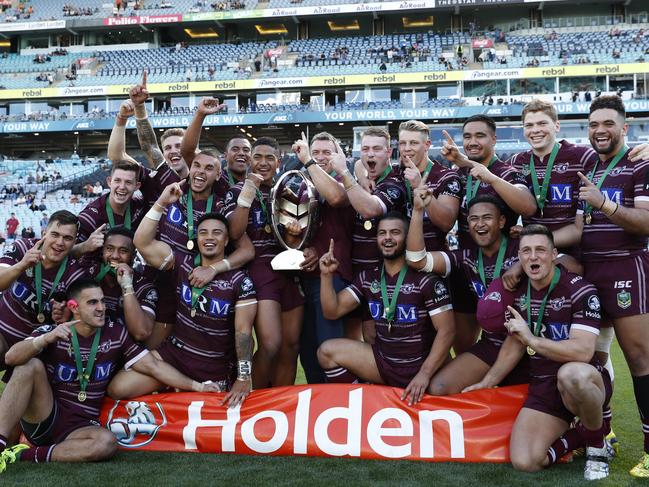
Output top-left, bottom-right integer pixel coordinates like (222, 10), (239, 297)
(0, 279), (222, 472)
(465, 225), (612, 481)
(317, 212), (455, 405)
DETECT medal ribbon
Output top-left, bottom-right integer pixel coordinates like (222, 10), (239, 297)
(34, 255), (68, 318)
(186, 192), (214, 242)
(583, 145), (629, 219)
(529, 142), (560, 213)
(93, 263), (116, 283)
(190, 254), (209, 314)
(477, 235), (508, 287)
(255, 188), (271, 226)
(380, 265), (408, 324)
(466, 156), (497, 204)
(105, 197), (132, 230)
(227, 170), (236, 187)
(375, 165), (392, 186)
(526, 266), (562, 337)
(70, 326), (102, 396)
(405, 160), (433, 202)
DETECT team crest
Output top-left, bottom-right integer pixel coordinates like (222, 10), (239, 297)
(486, 291), (501, 302)
(400, 283), (415, 294)
(434, 281), (447, 296)
(241, 277), (254, 292)
(25, 267), (33, 278)
(617, 290), (631, 309)
(611, 167), (625, 177)
(554, 163), (569, 174)
(587, 295), (601, 312)
(370, 280), (380, 293)
(146, 289), (158, 302)
(518, 296), (527, 310)
(521, 164), (531, 176)
(448, 181), (460, 193)
(106, 400), (167, 448)
(214, 280), (230, 291)
(386, 188), (401, 200)
(548, 297), (565, 311)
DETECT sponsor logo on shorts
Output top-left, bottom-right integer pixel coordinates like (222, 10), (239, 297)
(106, 401), (168, 448)
(448, 181), (460, 193)
(617, 290), (632, 309)
(471, 281), (485, 299)
(241, 277), (254, 292)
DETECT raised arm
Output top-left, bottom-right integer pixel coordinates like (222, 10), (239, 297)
(5, 320), (78, 366)
(107, 100), (138, 165)
(130, 72), (165, 169)
(181, 97), (226, 166)
(330, 154), (383, 218)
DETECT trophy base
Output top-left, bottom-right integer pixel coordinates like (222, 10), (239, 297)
(271, 249), (305, 270)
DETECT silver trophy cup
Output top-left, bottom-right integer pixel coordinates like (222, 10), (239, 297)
(269, 170), (320, 270)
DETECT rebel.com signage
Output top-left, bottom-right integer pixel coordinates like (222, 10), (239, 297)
(100, 384), (527, 462)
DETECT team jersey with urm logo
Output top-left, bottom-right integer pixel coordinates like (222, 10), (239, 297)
(509, 140), (598, 231)
(351, 170), (407, 270)
(510, 268), (601, 379)
(346, 267), (452, 366)
(396, 161), (463, 251)
(77, 193), (147, 243)
(579, 153), (649, 262)
(30, 316), (148, 421)
(171, 252), (256, 375)
(0, 239), (90, 347)
(457, 159), (527, 249)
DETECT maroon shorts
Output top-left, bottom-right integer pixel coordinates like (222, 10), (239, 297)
(468, 337), (530, 386)
(524, 366), (612, 423)
(20, 400), (100, 446)
(372, 345), (421, 388)
(449, 267), (477, 314)
(584, 252), (649, 319)
(248, 262), (304, 311)
(153, 269), (177, 323)
(157, 337), (235, 387)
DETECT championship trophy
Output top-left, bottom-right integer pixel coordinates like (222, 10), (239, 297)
(269, 170), (320, 270)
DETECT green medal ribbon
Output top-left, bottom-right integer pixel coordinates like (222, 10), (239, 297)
(529, 142), (560, 215)
(34, 255), (68, 318)
(405, 160), (434, 203)
(466, 156), (497, 204)
(526, 266), (562, 337)
(186, 192), (214, 242)
(380, 265), (408, 330)
(93, 263), (116, 283)
(70, 326), (102, 396)
(477, 235), (508, 288)
(227, 170), (236, 187)
(329, 170), (338, 178)
(375, 165), (392, 186)
(190, 254), (209, 314)
(255, 188), (271, 226)
(105, 197), (131, 230)
(583, 145), (629, 219)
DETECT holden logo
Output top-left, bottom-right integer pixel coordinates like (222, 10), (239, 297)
(106, 400), (167, 448)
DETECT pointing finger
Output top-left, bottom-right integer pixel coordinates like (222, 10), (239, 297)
(442, 130), (455, 146)
(301, 131), (307, 143)
(404, 156), (417, 169)
(577, 171), (593, 186)
(328, 238), (335, 254)
(507, 305), (523, 320)
(142, 70), (147, 88)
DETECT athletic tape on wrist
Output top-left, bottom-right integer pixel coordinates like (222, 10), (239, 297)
(406, 249), (427, 262)
(421, 252), (434, 273)
(145, 207), (163, 221)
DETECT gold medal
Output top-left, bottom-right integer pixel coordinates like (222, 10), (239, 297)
(37, 312), (45, 323)
(78, 391), (87, 402)
(585, 213), (592, 225)
(264, 224), (272, 234)
(363, 220), (372, 231)
(186, 240), (195, 250)
(526, 346), (536, 356)
(190, 308), (197, 317)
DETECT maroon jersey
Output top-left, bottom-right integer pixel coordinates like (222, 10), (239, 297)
(0, 239), (90, 347)
(159, 192), (224, 258)
(457, 159), (527, 249)
(139, 163), (181, 207)
(30, 317), (148, 422)
(351, 169), (407, 270)
(444, 236), (519, 300)
(510, 268), (601, 379)
(77, 193), (147, 243)
(222, 183), (282, 262)
(580, 153), (649, 262)
(509, 140), (598, 231)
(171, 252), (256, 377)
(346, 266), (452, 367)
(214, 169), (236, 200)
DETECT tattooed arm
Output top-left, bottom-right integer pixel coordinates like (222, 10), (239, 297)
(130, 72), (165, 169)
(222, 297), (256, 407)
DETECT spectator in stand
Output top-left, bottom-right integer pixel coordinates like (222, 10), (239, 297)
(40, 213), (49, 234)
(5, 213), (19, 239)
(92, 181), (103, 196)
(21, 226), (35, 239)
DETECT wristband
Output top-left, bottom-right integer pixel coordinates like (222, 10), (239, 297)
(122, 291), (134, 297)
(406, 249), (427, 262)
(597, 196), (607, 211)
(304, 159), (316, 169)
(32, 336), (45, 353)
(601, 199), (617, 216)
(611, 203), (619, 216)
(134, 115), (148, 121)
(145, 207), (163, 221)
(237, 179), (257, 208)
(237, 359), (252, 380)
(421, 252), (434, 273)
(116, 114), (129, 122)
(153, 202), (166, 211)
(191, 380), (205, 392)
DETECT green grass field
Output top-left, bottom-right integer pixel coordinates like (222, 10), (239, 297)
(1, 342), (646, 487)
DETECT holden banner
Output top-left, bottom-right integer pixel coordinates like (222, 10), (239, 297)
(99, 384), (528, 462)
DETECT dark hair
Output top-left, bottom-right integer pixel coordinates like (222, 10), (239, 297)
(463, 114), (497, 134)
(68, 278), (102, 300)
(378, 211), (410, 233)
(47, 210), (78, 230)
(252, 137), (280, 155)
(226, 137), (251, 151)
(105, 225), (134, 242)
(196, 212), (229, 235)
(467, 194), (504, 215)
(589, 95), (626, 119)
(111, 160), (140, 177)
(520, 224), (555, 248)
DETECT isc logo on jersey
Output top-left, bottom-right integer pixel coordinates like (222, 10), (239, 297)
(106, 401), (167, 448)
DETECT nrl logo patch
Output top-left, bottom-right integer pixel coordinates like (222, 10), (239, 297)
(617, 290), (631, 309)
(370, 280), (380, 294)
